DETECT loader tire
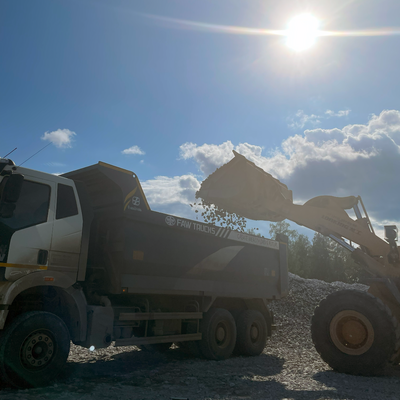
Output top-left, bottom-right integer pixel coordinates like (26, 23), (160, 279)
(235, 310), (268, 356)
(199, 308), (236, 360)
(0, 311), (70, 388)
(311, 289), (397, 375)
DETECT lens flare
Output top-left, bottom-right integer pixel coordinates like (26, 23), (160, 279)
(142, 13), (400, 43)
(286, 14), (320, 51)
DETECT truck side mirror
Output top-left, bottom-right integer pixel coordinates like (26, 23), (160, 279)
(0, 174), (24, 218)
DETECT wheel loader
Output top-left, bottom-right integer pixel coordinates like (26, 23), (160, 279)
(197, 150), (400, 375)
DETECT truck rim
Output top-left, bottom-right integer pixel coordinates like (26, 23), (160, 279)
(20, 329), (55, 370)
(215, 321), (230, 348)
(330, 310), (375, 355)
(250, 323), (260, 343)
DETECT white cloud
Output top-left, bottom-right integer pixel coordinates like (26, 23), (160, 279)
(180, 110), (400, 225)
(288, 109), (351, 129)
(288, 110), (321, 129)
(325, 109), (351, 117)
(179, 137), (369, 180)
(122, 145), (145, 155)
(180, 141), (235, 175)
(41, 129), (76, 148)
(142, 174), (200, 206)
(141, 174), (201, 219)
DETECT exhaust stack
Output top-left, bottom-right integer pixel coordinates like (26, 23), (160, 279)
(197, 151), (293, 222)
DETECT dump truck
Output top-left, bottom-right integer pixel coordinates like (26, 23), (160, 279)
(0, 158), (288, 387)
(197, 150), (400, 376)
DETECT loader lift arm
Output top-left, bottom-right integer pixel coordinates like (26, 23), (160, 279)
(197, 151), (400, 279)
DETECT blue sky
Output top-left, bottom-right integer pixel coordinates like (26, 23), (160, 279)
(2, 0), (400, 237)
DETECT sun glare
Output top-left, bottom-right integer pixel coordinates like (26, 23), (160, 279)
(286, 14), (320, 51)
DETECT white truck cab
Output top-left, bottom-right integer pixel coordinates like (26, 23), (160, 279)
(0, 159), (83, 282)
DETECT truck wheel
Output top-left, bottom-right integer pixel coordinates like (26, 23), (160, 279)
(199, 308), (236, 360)
(235, 310), (268, 356)
(311, 290), (398, 375)
(0, 311), (70, 387)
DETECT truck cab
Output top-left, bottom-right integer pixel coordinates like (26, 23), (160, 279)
(0, 159), (84, 283)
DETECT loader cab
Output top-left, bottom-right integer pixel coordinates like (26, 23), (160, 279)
(384, 225), (399, 265)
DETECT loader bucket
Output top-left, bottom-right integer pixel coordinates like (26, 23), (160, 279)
(197, 151), (293, 222)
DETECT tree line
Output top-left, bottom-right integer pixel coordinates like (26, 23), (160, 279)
(268, 221), (367, 283)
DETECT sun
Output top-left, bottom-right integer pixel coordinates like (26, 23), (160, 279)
(286, 14), (320, 51)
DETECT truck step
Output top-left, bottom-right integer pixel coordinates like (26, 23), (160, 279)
(118, 312), (203, 321)
(115, 333), (202, 346)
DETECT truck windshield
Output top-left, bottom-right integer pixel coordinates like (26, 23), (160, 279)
(0, 180), (50, 231)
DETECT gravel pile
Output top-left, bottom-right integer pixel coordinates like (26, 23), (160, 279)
(1, 274), (400, 400)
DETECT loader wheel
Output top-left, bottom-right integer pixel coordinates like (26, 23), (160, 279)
(0, 311), (70, 388)
(311, 290), (397, 375)
(199, 308), (236, 360)
(235, 310), (268, 356)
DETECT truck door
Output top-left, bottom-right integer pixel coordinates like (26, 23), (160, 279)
(49, 182), (83, 279)
(1, 177), (56, 281)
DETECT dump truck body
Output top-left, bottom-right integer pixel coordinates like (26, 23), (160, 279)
(62, 162), (287, 299)
(0, 158), (288, 387)
(91, 212), (286, 298)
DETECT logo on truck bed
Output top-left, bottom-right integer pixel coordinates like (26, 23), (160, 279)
(164, 216), (279, 249)
(131, 197), (141, 207)
(165, 216), (176, 226)
(124, 188), (144, 212)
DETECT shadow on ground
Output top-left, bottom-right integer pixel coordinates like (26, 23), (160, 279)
(1, 347), (400, 400)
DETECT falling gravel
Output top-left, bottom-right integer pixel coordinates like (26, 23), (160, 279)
(1, 273), (400, 400)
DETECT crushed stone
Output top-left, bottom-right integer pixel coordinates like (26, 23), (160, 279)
(1, 273), (399, 400)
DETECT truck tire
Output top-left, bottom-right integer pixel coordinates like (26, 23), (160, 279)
(0, 311), (70, 387)
(199, 308), (236, 360)
(311, 289), (398, 375)
(235, 310), (268, 356)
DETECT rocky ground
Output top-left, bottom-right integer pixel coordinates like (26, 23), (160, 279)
(1, 274), (400, 400)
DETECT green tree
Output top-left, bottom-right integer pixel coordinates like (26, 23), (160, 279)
(269, 224), (363, 283)
(269, 221), (298, 242)
(245, 228), (262, 237)
(309, 233), (333, 281)
(269, 221), (299, 274)
(328, 240), (366, 283)
(308, 233), (364, 283)
(290, 234), (312, 277)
